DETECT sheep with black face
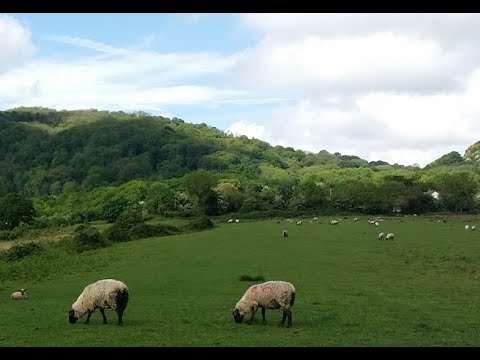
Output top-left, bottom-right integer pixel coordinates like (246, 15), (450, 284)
(68, 279), (129, 326)
(232, 280), (296, 328)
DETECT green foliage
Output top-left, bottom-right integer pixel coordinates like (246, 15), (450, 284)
(129, 222), (179, 239)
(115, 209), (143, 230)
(239, 275), (265, 282)
(104, 223), (131, 243)
(0, 241), (44, 262)
(71, 224), (110, 253)
(184, 216), (214, 231)
(0, 193), (36, 230)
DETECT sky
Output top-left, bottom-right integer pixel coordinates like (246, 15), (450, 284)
(1, 13), (480, 168)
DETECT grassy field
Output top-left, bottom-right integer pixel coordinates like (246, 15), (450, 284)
(1, 215), (480, 346)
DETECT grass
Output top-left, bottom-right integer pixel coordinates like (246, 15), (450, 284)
(1, 215), (480, 346)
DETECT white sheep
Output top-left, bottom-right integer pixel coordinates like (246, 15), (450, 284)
(374, 222), (379, 227)
(232, 280), (296, 328)
(296, 221), (302, 225)
(378, 232), (385, 240)
(354, 218), (358, 221)
(68, 279), (129, 326)
(11, 288), (28, 300)
(330, 220), (338, 225)
(465, 225), (470, 230)
(227, 219), (233, 223)
(313, 217), (318, 221)
(386, 233), (395, 241)
(472, 226), (476, 231)
(282, 229), (288, 238)
(235, 219), (240, 223)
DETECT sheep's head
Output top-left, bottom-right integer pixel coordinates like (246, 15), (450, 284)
(68, 309), (78, 324)
(232, 309), (244, 324)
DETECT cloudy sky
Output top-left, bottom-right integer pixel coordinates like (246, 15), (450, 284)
(1, 13), (479, 167)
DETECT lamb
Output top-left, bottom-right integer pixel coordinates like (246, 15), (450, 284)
(11, 288), (28, 300)
(68, 279), (129, 326)
(378, 232), (385, 240)
(282, 230), (288, 238)
(386, 233), (395, 241)
(232, 280), (296, 328)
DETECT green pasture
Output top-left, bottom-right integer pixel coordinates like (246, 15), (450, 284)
(1, 216), (480, 346)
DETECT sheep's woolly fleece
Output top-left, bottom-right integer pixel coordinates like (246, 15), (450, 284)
(235, 280), (295, 315)
(71, 279), (128, 318)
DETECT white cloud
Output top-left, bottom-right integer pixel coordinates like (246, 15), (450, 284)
(0, 14), (35, 72)
(222, 13), (480, 166)
(226, 79), (480, 167)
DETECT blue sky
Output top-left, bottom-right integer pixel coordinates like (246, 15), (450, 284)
(2, 13), (480, 167)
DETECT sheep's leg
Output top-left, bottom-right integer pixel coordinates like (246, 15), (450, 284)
(99, 308), (107, 324)
(248, 306), (257, 325)
(117, 309), (124, 326)
(84, 311), (92, 324)
(280, 310), (287, 327)
(261, 307), (266, 325)
(286, 309), (293, 328)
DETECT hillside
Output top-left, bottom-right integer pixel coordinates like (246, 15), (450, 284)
(0, 107), (404, 197)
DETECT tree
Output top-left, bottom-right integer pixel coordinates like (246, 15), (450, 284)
(0, 193), (36, 230)
(183, 169), (218, 215)
(435, 170), (479, 213)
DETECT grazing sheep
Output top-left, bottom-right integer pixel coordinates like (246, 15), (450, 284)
(472, 226), (476, 231)
(227, 219), (233, 223)
(354, 218), (358, 221)
(330, 220), (338, 225)
(378, 232), (385, 241)
(296, 221), (302, 225)
(11, 288), (28, 300)
(386, 233), (395, 241)
(282, 230), (288, 238)
(374, 222), (379, 227)
(68, 279), (129, 326)
(232, 280), (296, 328)
(235, 219), (240, 223)
(465, 225), (470, 230)
(313, 217), (318, 221)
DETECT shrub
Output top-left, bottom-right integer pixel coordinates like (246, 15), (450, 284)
(239, 275), (265, 282)
(184, 216), (214, 231)
(71, 224), (110, 253)
(104, 223), (131, 243)
(129, 223), (179, 240)
(0, 242), (44, 262)
(115, 210), (143, 230)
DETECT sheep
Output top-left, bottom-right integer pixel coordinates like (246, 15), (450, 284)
(313, 217), (318, 221)
(296, 221), (302, 225)
(235, 219), (240, 223)
(378, 232), (385, 241)
(232, 280), (296, 328)
(465, 225), (470, 230)
(330, 220), (339, 225)
(282, 230), (288, 238)
(386, 233), (395, 241)
(472, 226), (476, 231)
(11, 288), (28, 300)
(354, 218), (358, 221)
(227, 219), (233, 223)
(68, 279), (129, 326)
(374, 222), (379, 227)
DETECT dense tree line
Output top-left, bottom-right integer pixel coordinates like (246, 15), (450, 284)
(1, 107), (480, 230)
